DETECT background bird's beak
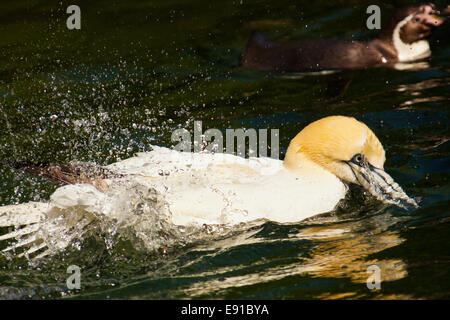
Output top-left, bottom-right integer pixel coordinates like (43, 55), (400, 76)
(347, 162), (418, 210)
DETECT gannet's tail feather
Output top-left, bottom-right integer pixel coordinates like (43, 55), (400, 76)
(0, 203), (49, 258)
(0, 202), (48, 227)
(0, 202), (97, 260)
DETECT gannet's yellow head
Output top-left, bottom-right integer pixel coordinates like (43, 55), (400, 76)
(284, 116), (417, 209)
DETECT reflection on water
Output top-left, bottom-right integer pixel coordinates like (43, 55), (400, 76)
(302, 215), (408, 294)
(398, 96), (448, 108)
(396, 78), (449, 92)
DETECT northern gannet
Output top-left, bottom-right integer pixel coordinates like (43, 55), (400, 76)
(242, 3), (450, 71)
(0, 116), (418, 259)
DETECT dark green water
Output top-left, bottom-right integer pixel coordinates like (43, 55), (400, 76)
(0, 0), (449, 299)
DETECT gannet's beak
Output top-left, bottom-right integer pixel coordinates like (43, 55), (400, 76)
(346, 157), (418, 210)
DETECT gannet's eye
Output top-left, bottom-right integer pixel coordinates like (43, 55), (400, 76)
(351, 153), (364, 165)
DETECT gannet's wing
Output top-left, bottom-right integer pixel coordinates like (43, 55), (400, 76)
(9, 147), (281, 186)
